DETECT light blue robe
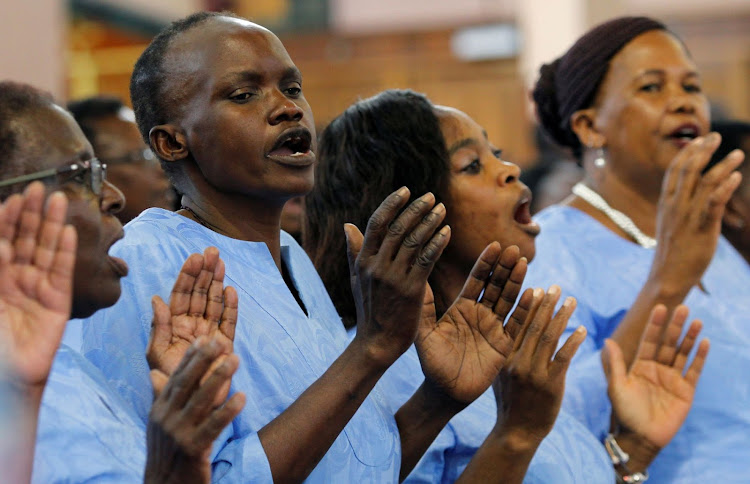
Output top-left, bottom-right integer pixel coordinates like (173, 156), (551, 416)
(376, 342), (614, 483)
(79, 208), (400, 483)
(524, 205), (750, 483)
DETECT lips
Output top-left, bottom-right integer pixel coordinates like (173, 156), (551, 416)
(106, 228), (129, 277)
(513, 188), (541, 236)
(267, 127), (315, 166)
(665, 123), (702, 149)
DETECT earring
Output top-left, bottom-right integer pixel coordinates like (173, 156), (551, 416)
(593, 147), (606, 168)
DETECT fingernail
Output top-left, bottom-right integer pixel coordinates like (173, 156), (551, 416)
(432, 203), (445, 214)
(439, 225), (451, 236)
(420, 192), (435, 203)
(548, 285), (560, 296)
(563, 296), (575, 308)
(396, 186), (409, 197)
(533, 287), (544, 299)
(575, 326), (586, 335)
(730, 149), (745, 160)
(693, 136), (705, 146)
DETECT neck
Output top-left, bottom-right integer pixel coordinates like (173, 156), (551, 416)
(568, 166), (659, 240)
(179, 188), (286, 271)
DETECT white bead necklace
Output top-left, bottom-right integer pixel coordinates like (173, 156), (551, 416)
(572, 182), (657, 249)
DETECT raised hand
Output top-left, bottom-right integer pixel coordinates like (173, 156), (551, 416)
(0, 182), (76, 391)
(145, 337), (246, 484)
(344, 188), (451, 367)
(603, 304), (709, 449)
(146, 246), (238, 405)
(494, 286), (587, 444)
(416, 242), (534, 405)
(650, 132), (743, 293)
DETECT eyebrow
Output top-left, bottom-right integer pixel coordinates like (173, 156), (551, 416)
(636, 68), (701, 80)
(218, 66), (302, 86)
(447, 131), (488, 156)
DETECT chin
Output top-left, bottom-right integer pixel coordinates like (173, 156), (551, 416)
(71, 284), (122, 319)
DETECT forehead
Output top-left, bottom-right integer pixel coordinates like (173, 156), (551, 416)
(434, 106), (483, 145)
(165, 17), (295, 94)
(12, 105), (92, 172)
(607, 30), (696, 82)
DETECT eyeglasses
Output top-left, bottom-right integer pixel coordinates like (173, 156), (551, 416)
(0, 158), (108, 196)
(100, 148), (157, 166)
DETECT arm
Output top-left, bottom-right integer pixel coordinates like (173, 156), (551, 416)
(603, 304), (709, 478)
(457, 286), (586, 484)
(610, 134), (742, 365)
(398, 242), (531, 479)
(0, 183), (76, 484)
(258, 188), (450, 483)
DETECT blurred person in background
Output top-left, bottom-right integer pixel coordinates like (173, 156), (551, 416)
(305, 88), (709, 483)
(709, 120), (750, 264)
(530, 16), (747, 482)
(0, 80), (242, 483)
(68, 96), (176, 223)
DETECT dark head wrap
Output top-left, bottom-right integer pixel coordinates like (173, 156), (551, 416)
(533, 16), (666, 156)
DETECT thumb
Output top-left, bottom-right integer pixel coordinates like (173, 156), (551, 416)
(150, 368), (169, 400)
(602, 338), (627, 390)
(344, 223), (364, 275)
(147, 295), (172, 364)
(418, 282), (437, 337)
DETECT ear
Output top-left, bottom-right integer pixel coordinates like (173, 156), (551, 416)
(570, 108), (606, 149)
(149, 124), (189, 162)
(724, 197), (747, 231)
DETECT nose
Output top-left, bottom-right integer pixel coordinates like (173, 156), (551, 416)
(667, 87), (697, 115)
(101, 180), (125, 215)
(496, 161), (521, 187)
(268, 92), (304, 125)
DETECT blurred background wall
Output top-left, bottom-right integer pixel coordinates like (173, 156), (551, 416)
(3, 0), (750, 168)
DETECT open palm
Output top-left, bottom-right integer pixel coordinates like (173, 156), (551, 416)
(416, 243), (533, 404)
(0, 184), (76, 389)
(604, 304), (709, 448)
(146, 247), (238, 405)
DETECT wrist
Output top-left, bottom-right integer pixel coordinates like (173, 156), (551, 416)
(611, 429), (661, 474)
(641, 276), (690, 306)
(489, 424), (544, 455)
(349, 331), (404, 372)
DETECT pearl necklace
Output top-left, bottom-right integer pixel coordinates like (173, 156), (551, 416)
(571, 182), (657, 249)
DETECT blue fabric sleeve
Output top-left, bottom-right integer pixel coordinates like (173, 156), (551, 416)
(211, 432), (274, 483)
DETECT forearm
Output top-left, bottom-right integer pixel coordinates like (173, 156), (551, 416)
(257, 336), (391, 484)
(455, 426), (540, 484)
(610, 278), (689, 366)
(395, 381), (464, 481)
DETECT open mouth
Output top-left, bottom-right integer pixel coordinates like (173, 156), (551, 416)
(514, 197), (532, 225)
(269, 128), (312, 157)
(667, 124), (700, 143)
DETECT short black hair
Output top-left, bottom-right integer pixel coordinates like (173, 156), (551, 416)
(67, 95), (124, 142)
(0, 80), (55, 187)
(304, 89), (450, 328)
(708, 120), (750, 173)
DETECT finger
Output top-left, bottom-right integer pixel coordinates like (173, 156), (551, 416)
(684, 339), (710, 386)
(635, 304), (669, 362)
(673, 319), (703, 372)
(533, 296), (577, 366)
(701, 148), (744, 190)
(150, 369), (170, 400)
(168, 253), (204, 315)
(701, 171), (742, 230)
(359, 187), (410, 258)
(188, 248), (220, 317)
(662, 136), (706, 201)
(511, 287), (544, 352)
(182, 353), (240, 423)
(491, 255), (527, 320)
(14, 182), (46, 264)
(219, 286), (239, 343)
(378, 192), (436, 261)
(47, 225), (77, 292)
(504, 288), (534, 341)
(655, 305), (690, 365)
(479, 245), (520, 309)
(393, 202), (446, 267)
(550, 326), (587, 377)
(674, 133), (721, 205)
(457, 242), (502, 302)
(408, 225), (451, 281)
(0, 239), (11, 267)
(602, 338), (626, 387)
(204, 256), (227, 324)
(194, 392), (246, 447)
(33, 191), (68, 271)
(164, 338), (222, 408)
(344, 223), (365, 273)
(0, 194), (23, 240)
(147, 295), (174, 368)
(515, 285), (561, 362)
